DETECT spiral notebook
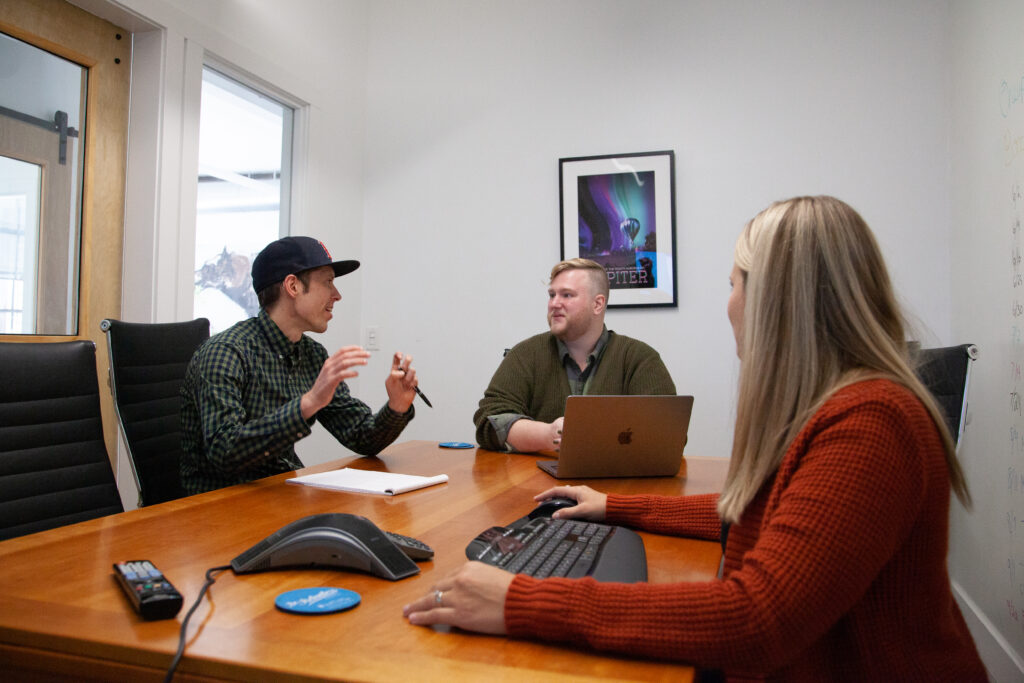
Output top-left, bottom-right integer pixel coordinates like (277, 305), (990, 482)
(288, 468), (448, 496)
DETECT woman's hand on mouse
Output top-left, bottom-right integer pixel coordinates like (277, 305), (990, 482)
(535, 485), (607, 521)
(403, 561), (513, 634)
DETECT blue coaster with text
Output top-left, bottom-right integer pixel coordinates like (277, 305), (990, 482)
(439, 441), (474, 449)
(275, 587), (361, 615)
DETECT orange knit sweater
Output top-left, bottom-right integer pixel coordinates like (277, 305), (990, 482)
(504, 379), (985, 681)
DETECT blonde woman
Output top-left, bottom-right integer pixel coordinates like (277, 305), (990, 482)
(405, 197), (985, 681)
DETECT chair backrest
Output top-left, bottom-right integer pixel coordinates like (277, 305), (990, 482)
(0, 340), (124, 540)
(101, 318), (210, 506)
(912, 343), (979, 449)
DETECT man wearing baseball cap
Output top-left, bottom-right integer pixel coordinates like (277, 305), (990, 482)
(180, 236), (419, 495)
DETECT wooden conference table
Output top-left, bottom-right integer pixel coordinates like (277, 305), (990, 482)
(0, 441), (728, 682)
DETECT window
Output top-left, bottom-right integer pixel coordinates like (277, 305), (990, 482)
(194, 66), (293, 333)
(0, 31), (87, 336)
(0, 157), (38, 332)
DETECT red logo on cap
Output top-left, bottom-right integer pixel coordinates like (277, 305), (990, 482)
(318, 241), (332, 259)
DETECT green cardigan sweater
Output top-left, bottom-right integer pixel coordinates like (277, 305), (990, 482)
(473, 330), (676, 450)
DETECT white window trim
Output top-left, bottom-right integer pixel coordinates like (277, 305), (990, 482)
(122, 31), (309, 325)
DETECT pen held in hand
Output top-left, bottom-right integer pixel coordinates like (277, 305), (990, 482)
(413, 385), (433, 408)
(397, 367), (433, 408)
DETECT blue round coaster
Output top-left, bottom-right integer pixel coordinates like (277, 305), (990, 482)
(439, 441), (474, 449)
(275, 587), (361, 615)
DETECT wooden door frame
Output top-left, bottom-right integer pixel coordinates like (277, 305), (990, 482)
(0, 0), (131, 476)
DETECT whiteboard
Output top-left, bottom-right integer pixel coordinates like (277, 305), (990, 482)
(950, 1), (1024, 679)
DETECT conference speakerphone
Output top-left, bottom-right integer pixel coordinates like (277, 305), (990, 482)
(231, 513), (429, 580)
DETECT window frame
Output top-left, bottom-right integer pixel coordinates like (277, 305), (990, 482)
(192, 60), (300, 329)
(174, 46), (309, 324)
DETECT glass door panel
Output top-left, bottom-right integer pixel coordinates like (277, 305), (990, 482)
(0, 156), (40, 333)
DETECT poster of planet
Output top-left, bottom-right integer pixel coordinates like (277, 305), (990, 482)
(559, 151), (676, 307)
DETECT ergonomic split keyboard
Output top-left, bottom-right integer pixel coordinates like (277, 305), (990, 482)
(465, 515), (647, 583)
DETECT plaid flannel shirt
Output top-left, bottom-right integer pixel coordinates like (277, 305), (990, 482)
(180, 309), (413, 495)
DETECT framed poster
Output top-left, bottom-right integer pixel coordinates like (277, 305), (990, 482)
(559, 150), (677, 308)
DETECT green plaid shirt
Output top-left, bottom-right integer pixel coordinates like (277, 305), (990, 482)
(180, 309), (413, 495)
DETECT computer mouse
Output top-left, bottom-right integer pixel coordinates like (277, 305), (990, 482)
(528, 496), (578, 519)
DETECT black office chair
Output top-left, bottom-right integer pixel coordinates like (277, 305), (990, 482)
(0, 340), (124, 541)
(912, 343), (979, 449)
(101, 318), (210, 506)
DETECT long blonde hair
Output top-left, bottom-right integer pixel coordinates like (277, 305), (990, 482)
(717, 196), (970, 523)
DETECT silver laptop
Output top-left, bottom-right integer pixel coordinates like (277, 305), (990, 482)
(537, 395), (693, 479)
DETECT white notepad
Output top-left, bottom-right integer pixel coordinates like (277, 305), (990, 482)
(287, 468), (448, 496)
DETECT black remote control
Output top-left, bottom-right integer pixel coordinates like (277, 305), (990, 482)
(385, 530), (435, 561)
(113, 560), (183, 620)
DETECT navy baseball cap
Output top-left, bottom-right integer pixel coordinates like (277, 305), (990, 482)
(251, 236), (360, 293)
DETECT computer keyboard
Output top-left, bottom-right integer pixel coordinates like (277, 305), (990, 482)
(465, 515), (647, 583)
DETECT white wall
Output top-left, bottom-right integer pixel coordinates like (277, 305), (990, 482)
(355, 0), (955, 462)
(949, 0), (1024, 678)
(96, 1), (955, 488)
